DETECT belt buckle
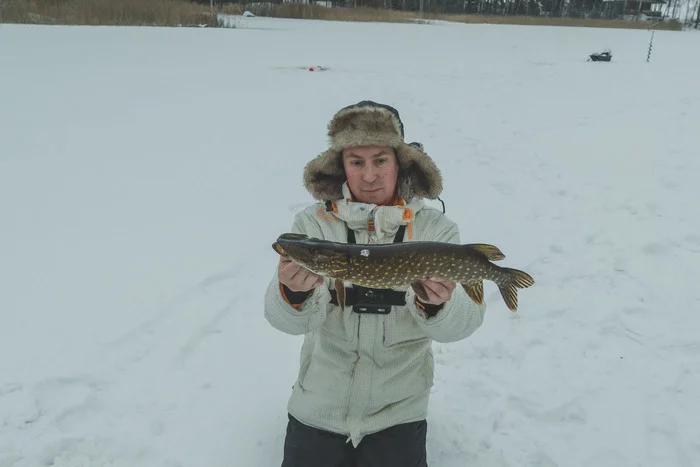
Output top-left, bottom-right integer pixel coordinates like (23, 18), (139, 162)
(352, 304), (392, 314)
(349, 286), (393, 314)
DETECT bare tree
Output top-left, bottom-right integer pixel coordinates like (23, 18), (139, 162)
(695, 0), (699, 27)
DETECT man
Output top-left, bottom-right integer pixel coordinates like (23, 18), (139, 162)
(264, 101), (486, 467)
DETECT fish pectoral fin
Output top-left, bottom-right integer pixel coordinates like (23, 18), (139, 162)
(462, 281), (484, 305)
(334, 279), (346, 309)
(411, 281), (429, 302)
(465, 244), (506, 261)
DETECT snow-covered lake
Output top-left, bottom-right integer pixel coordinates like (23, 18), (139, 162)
(1, 17), (699, 467)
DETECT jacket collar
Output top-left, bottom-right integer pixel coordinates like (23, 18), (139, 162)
(331, 183), (423, 241)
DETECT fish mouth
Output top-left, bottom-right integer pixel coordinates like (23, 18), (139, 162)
(279, 243), (315, 263)
(272, 233), (316, 263)
(272, 242), (288, 257)
(272, 234), (348, 273)
(272, 233), (310, 257)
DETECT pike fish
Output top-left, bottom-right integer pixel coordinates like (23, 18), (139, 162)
(272, 233), (535, 312)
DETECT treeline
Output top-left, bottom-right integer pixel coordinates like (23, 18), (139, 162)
(199, 0), (671, 18)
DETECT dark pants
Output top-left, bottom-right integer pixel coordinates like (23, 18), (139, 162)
(281, 414), (428, 467)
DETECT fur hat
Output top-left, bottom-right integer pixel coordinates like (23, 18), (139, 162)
(303, 101), (443, 202)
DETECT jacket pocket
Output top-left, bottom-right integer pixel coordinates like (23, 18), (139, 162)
(424, 346), (435, 389)
(320, 307), (357, 342)
(296, 338), (313, 390)
(383, 307), (429, 347)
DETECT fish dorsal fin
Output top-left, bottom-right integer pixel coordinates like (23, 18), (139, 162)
(464, 244), (505, 261)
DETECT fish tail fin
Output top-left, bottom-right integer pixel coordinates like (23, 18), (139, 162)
(462, 281), (484, 305)
(464, 244), (505, 261)
(497, 267), (535, 312)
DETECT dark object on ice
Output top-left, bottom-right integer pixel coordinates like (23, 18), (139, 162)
(588, 51), (612, 62)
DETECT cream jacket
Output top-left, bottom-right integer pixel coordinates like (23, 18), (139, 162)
(264, 184), (486, 447)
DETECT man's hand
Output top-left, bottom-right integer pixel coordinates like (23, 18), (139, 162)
(278, 257), (324, 292)
(412, 277), (456, 305)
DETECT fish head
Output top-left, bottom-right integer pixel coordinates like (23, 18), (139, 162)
(272, 233), (349, 278)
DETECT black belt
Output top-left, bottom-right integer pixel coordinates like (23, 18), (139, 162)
(325, 222), (407, 314)
(329, 286), (406, 314)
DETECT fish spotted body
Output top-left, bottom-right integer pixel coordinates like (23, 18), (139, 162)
(272, 233), (534, 312)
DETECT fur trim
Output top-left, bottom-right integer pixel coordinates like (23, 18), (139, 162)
(303, 102), (443, 201)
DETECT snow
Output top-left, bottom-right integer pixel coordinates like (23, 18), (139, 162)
(1, 17), (699, 467)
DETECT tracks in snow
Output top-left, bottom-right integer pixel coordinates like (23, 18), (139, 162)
(0, 259), (253, 467)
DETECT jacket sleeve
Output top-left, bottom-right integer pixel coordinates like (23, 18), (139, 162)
(406, 216), (487, 343)
(263, 210), (331, 336)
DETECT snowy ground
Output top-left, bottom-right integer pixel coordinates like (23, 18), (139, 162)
(1, 17), (699, 467)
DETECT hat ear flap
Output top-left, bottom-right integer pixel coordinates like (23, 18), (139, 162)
(395, 143), (442, 200)
(303, 150), (346, 201)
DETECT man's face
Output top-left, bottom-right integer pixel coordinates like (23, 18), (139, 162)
(341, 146), (399, 206)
